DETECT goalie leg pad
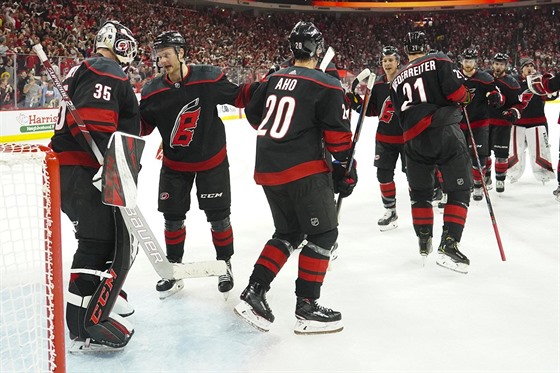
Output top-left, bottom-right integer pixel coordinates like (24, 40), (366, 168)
(83, 209), (134, 348)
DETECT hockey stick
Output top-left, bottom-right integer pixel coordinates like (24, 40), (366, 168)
(462, 106), (506, 261)
(319, 46), (335, 73)
(33, 44), (227, 278)
(336, 71), (376, 216)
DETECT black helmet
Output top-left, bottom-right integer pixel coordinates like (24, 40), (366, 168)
(289, 21), (324, 59)
(382, 45), (400, 61)
(493, 52), (509, 63)
(154, 31), (187, 55)
(404, 31), (426, 54)
(462, 48), (478, 60)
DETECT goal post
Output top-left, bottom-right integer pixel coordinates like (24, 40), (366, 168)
(0, 144), (66, 373)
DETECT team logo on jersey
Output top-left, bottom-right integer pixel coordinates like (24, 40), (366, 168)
(379, 97), (395, 124)
(170, 98), (200, 147)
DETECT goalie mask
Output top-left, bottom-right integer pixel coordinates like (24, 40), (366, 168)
(404, 31), (426, 55)
(96, 21), (137, 65)
(289, 21), (324, 60)
(153, 31), (187, 58)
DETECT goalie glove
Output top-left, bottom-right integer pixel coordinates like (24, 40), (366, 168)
(502, 108), (520, 123)
(486, 90), (504, 108)
(526, 73), (552, 96)
(332, 160), (358, 198)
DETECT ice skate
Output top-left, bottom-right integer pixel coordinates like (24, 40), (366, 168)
(218, 259), (234, 300)
(472, 186), (483, 201)
(484, 175), (493, 191)
(436, 235), (470, 274)
(156, 278), (184, 299)
(69, 333), (132, 354)
(553, 186), (560, 202)
(294, 297), (343, 335)
(437, 193), (447, 211)
(234, 282), (274, 332)
(378, 208), (398, 231)
(418, 231), (433, 266)
(496, 180), (505, 193)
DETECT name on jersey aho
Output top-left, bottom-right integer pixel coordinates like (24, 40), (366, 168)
(392, 60), (436, 90)
(274, 78), (298, 91)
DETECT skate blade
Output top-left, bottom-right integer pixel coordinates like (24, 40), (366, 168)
(379, 222), (398, 232)
(222, 291), (230, 301)
(234, 301), (272, 332)
(293, 319), (343, 335)
(421, 255), (427, 267)
(158, 280), (185, 300)
(69, 339), (125, 354)
(436, 254), (469, 274)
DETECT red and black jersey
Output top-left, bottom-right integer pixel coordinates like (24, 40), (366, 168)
(514, 74), (558, 128)
(545, 74), (560, 93)
(280, 57), (340, 80)
(459, 70), (499, 130)
(365, 74), (403, 144)
(140, 65), (253, 172)
(50, 55), (140, 168)
(245, 66), (352, 186)
(486, 71), (524, 127)
(390, 52), (469, 142)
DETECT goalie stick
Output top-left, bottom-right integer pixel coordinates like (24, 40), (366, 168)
(462, 107), (506, 261)
(33, 43), (227, 279)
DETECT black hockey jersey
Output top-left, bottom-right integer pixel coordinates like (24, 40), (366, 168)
(514, 74), (558, 128)
(246, 66), (352, 186)
(140, 65), (253, 172)
(50, 55), (140, 168)
(487, 71), (524, 127)
(390, 52), (468, 141)
(365, 74), (403, 144)
(459, 70), (500, 130)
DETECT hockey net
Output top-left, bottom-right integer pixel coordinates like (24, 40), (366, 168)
(0, 144), (66, 372)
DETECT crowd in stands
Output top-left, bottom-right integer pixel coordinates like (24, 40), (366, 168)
(1, 0), (558, 109)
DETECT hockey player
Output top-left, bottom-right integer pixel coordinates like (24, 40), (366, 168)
(486, 53), (525, 193)
(508, 58), (556, 184)
(234, 21), (355, 334)
(347, 46), (405, 231)
(389, 31), (473, 274)
(527, 71), (560, 200)
(140, 31), (255, 299)
(459, 48), (504, 201)
(50, 20), (139, 350)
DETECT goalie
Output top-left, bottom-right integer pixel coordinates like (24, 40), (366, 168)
(49, 20), (140, 351)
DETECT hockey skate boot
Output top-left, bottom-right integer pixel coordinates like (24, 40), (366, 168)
(472, 186), (483, 201)
(234, 282), (274, 332)
(156, 278), (184, 300)
(378, 208), (398, 231)
(496, 180), (505, 193)
(484, 175), (493, 191)
(437, 193), (447, 210)
(294, 297), (343, 335)
(436, 234), (470, 274)
(112, 290), (134, 317)
(418, 231), (433, 257)
(218, 259), (234, 298)
(554, 185), (560, 202)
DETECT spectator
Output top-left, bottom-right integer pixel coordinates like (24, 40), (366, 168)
(0, 75), (14, 109)
(41, 78), (60, 107)
(22, 71), (41, 108)
(16, 68), (29, 107)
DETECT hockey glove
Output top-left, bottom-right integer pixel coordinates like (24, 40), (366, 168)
(502, 108), (520, 123)
(486, 90), (504, 108)
(332, 160), (358, 198)
(345, 92), (363, 112)
(527, 73), (553, 96)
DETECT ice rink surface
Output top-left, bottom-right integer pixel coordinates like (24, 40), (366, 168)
(52, 104), (560, 372)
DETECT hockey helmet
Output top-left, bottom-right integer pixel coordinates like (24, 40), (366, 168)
(404, 31), (426, 55)
(96, 20), (137, 65)
(462, 48), (478, 60)
(381, 45), (400, 61)
(289, 21), (324, 60)
(493, 53), (509, 63)
(153, 31), (187, 56)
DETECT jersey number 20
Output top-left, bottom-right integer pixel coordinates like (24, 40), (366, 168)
(257, 95), (295, 139)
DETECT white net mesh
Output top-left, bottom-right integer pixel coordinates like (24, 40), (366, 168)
(0, 144), (61, 373)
